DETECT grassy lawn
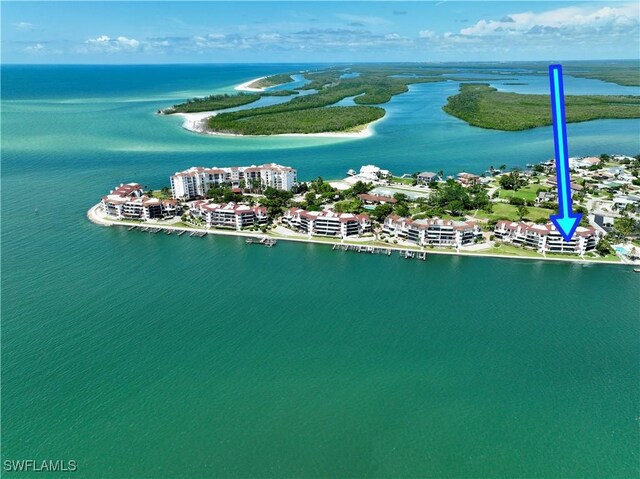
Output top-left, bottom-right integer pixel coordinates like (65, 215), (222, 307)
(582, 253), (621, 262)
(475, 203), (554, 222)
(475, 244), (544, 257)
(390, 176), (416, 186)
(498, 184), (548, 202)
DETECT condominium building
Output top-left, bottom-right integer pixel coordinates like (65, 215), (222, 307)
(283, 208), (371, 238)
(384, 215), (480, 248)
(101, 183), (178, 220)
(191, 201), (268, 230)
(170, 163), (297, 199)
(494, 221), (598, 254)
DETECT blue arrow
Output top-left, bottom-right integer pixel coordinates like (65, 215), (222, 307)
(548, 64), (582, 242)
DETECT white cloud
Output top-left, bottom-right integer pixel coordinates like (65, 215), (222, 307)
(419, 2), (639, 54)
(15, 22), (35, 31)
(460, 3), (639, 37)
(335, 13), (389, 26)
(418, 30), (437, 39)
(85, 35), (142, 52)
(25, 43), (44, 52)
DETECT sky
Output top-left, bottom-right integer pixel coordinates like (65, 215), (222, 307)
(2, 1), (639, 63)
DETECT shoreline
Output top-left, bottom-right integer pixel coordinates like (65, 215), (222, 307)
(163, 74), (382, 139)
(234, 76), (268, 92)
(87, 204), (626, 266)
(170, 110), (381, 139)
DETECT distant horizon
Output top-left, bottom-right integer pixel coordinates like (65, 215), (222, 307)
(2, 58), (639, 67)
(2, 1), (638, 64)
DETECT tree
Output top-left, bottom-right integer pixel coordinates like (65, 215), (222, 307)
(595, 238), (612, 256)
(499, 164), (506, 172)
(516, 205), (529, 220)
(394, 203), (410, 217)
(372, 203), (394, 222)
(346, 181), (372, 196)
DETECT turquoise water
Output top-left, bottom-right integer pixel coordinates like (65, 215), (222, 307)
(2, 64), (639, 478)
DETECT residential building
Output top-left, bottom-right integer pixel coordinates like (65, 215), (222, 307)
(457, 172), (480, 187)
(191, 201), (268, 230)
(101, 183), (178, 220)
(282, 208), (371, 238)
(417, 171), (438, 184)
(613, 195), (640, 212)
(357, 193), (397, 205)
(494, 221), (597, 254)
(535, 190), (557, 205)
(170, 163), (297, 199)
(384, 215), (480, 247)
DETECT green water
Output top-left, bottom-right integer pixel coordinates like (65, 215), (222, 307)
(2, 64), (639, 478)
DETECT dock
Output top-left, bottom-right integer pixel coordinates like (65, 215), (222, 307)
(246, 237), (277, 247)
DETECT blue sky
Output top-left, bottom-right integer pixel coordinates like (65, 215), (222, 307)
(2, 1), (639, 63)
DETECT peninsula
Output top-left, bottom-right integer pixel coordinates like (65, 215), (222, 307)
(89, 155), (640, 266)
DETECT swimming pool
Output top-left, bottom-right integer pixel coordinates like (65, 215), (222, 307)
(615, 246), (629, 255)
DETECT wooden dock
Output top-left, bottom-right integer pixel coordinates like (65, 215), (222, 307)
(332, 243), (426, 260)
(246, 237), (277, 247)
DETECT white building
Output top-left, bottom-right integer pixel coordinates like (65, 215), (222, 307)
(494, 221), (598, 254)
(282, 208), (371, 238)
(383, 215), (480, 248)
(191, 201), (268, 230)
(101, 183), (178, 220)
(171, 163), (297, 199)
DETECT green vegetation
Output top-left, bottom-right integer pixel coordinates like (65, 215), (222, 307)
(498, 184), (548, 202)
(162, 93), (260, 114)
(208, 106), (385, 135)
(443, 83), (640, 131)
(475, 203), (554, 223)
(564, 62), (640, 87)
(251, 73), (295, 89)
(205, 67), (446, 134)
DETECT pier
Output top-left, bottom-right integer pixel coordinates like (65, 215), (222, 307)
(246, 237), (277, 247)
(332, 244), (426, 260)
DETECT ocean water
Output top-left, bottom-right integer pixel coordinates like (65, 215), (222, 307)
(2, 64), (639, 478)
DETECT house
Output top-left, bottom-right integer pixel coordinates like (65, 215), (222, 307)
(613, 195), (640, 212)
(282, 208), (371, 238)
(417, 171), (438, 185)
(357, 193), (397, 205)
(494, 221), (597, 254)
(457, 172), (480, 187)
(535, 191), (557, 205)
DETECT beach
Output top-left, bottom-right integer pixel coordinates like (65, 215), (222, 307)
(234, 76), (268, 92)
(172, 109), (380, 138)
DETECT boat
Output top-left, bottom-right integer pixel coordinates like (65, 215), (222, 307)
(346, 169), (356, 176)
(634, 268), (640, 273)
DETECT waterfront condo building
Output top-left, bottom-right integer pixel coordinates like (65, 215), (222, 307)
(191, 201), (268, 230)
(494, 221), (598, 254)
(101, 183), (178, 220)
(283, 208), (371, 238)
(383, 215), (480, 248)
(170, 163), (297, 199)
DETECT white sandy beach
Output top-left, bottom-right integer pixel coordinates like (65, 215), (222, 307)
(166, 75), (383, 139)
(172, 110), (380, 138)
(234, 76), (268, 92)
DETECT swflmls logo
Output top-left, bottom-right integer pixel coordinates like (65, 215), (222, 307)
(3, 459), (77, 473)
(548, 64), (582, 241)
